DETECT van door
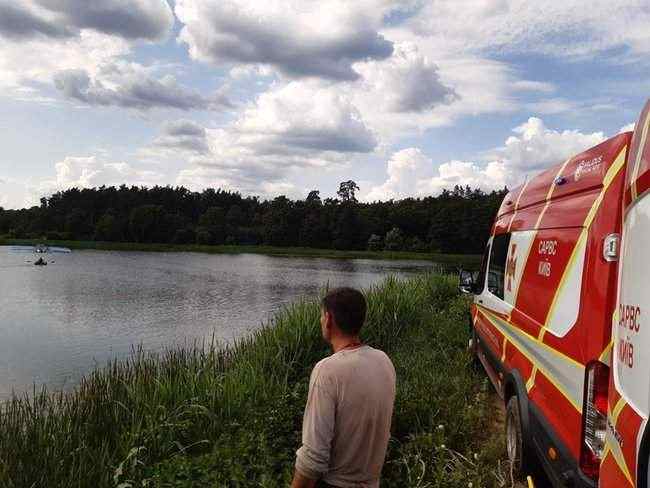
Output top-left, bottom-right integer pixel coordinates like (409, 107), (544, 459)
(603, 99), (650, 487)
(473, 233), (511, 373)
(607, 183), (650, 488)
(616, 196), (650, 420)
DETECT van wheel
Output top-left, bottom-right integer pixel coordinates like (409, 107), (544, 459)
(505, 396), (534, 477)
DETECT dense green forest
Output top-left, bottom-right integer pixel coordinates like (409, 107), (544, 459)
(0, 181), (506, 254)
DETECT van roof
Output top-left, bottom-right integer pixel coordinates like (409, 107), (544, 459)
(497, 132), (632, 219)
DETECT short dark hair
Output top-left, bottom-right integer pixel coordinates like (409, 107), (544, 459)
(321, 287), (367, 335)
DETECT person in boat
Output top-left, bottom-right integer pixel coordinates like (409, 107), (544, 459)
(291, 287), (396, 488)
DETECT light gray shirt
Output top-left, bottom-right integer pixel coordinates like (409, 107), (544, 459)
(295, 345), (396, 487)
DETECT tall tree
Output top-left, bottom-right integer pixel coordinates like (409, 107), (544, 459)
(337, 180), (360, 203)
(306, 190), (321, 205)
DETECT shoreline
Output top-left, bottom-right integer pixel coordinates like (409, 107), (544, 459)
(0, 238), (481, 265)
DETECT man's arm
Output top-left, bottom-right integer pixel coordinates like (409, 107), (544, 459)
(290, 469), (317, 488)
(294, 367), (336, 487)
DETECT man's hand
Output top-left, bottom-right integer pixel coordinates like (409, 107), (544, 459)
(290, 469), (317, 488)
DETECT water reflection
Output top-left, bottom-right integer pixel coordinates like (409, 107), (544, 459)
(0, 248), (436, 399)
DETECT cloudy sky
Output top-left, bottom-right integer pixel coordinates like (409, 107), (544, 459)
(1, 0), (649, 208)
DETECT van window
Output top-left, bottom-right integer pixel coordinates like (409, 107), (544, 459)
(488, 233), (511, 300)
(474, 243), (490, 294)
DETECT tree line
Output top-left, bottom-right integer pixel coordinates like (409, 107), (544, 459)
(0, 181), (506, 254)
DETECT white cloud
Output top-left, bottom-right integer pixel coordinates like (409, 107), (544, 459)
(0, 1), (173, 98)
(491, 117), (606, 176)
(525, 98), (579, 115)
(53, 61), (233, 111)
(143, 119), (210, 156)
(0, 2), (72, 40)
(164, 81), (376, 196)
(174, 0), (394, 80)
(590, 103), (618, 112)
(512, 80), (556, 93)
(175, 165), (304, 200)
(35, 156), (164, 200)
(0, 30), (128, 91)
(402, 0), (650, 59)
(620, 122), (636, 133)
(348, 48), (521, 139)
(38, 0), (173, 41)
(363, 148), (436, 201)
(365, 117), (607, 201)
(0, 177), (32, 209)
(353, 42), (456, 113)
(235, 81), (376, 153)
(364, 148), (506, 201)
(0, 0), (173, 42)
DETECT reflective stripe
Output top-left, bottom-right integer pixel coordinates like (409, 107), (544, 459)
(612, 396), (627, 420)
(534, 158), (572, 230)
(602, 441), (634, 486)
(604, 397), (634, 486)
(478, 307), (585, 411)
(526, 367), (537, 393)
(599, 340), (613, 364)
(507, 178), (530, 232)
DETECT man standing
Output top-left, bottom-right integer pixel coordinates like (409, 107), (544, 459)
(291, 287), (396, 488)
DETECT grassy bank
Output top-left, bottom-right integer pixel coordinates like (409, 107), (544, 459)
(0, 275), (508, 487)
(0, 238), (481, 266)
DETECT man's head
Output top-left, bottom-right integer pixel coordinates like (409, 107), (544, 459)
(320, 287), (367, 343)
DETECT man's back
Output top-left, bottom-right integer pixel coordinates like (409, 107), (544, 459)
(296, 345), (396, 488)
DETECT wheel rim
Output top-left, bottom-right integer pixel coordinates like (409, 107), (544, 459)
(506, 409), (518, 464)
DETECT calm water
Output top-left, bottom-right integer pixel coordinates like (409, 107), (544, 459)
(0, 247), (438, 399)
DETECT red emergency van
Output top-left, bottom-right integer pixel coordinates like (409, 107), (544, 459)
(462, 100), (650, 487)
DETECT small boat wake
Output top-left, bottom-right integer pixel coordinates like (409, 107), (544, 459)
(9, 244), (72, 255)
(7, 243), (71, 267)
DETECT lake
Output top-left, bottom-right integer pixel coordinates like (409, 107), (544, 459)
(0, 247), (441, 400)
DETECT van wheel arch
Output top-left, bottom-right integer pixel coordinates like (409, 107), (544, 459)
(503, 371), (530, 431)
(503, 371), (536, 474)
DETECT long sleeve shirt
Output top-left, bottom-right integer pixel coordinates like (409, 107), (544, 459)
(295, 345), (396, 487)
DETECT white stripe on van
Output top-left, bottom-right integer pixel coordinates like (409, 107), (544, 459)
(479, 307), (585, 411)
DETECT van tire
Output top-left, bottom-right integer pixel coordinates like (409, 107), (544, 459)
(505, 395), (535, 478)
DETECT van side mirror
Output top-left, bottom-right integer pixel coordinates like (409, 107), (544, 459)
(458, 269), (475, 294)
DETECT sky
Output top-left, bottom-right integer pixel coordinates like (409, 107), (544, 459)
(0, 0), (649, 209)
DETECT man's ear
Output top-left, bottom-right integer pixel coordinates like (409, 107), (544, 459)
(324, 310), (334, 331)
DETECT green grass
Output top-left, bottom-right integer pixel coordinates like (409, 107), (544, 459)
(0, 274), (509, 488)
(0, 238), (481, 266)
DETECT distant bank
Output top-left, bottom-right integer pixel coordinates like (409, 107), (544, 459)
(0, 238), (481, 266)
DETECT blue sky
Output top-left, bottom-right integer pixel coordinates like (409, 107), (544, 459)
(0, 0), (648, 208)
